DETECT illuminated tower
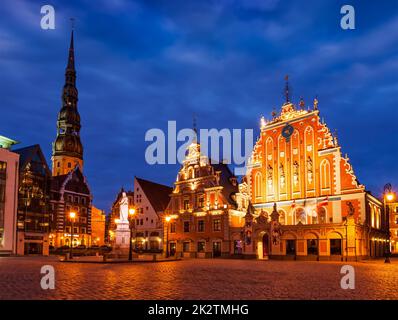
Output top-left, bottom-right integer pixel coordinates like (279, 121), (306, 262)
(52, 30), (83, 176)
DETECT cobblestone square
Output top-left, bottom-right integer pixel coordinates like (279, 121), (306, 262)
(0, 257), (397, 300)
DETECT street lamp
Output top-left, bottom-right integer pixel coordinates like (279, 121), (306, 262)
(384, 183), (395, 263)
(69, 211), (76, 260)
(165, 216), (171, 258)
(128, 208), (136, 261)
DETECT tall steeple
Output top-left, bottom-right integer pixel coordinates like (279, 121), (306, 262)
(284, 74), (290, 103)
(52, 29), (83, 176)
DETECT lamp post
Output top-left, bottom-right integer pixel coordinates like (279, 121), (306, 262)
(128, 208), (136, 261)
(69, 211), (76, 260)
(384, 183), (395, 264)
(165, 216), (171, 258)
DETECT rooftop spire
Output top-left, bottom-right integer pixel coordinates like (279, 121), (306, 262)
(193, 113), (198, 143)
(52, 27), (83, 169)
(67, 20), (75, 71)
(284, 75), (290, 103)
(193, 113), (197, 134)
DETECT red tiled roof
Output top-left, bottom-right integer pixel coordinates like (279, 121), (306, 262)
(135, 177), (172, 213)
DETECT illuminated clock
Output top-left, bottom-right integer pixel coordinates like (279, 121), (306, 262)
(282, 124), (294, 141)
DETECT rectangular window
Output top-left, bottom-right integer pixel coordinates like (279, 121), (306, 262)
(183, 199), (189, 210)
(66, 227), (71, 233)
(198, 220), (205, 232)
(73, 227), (78, 234)
(81, 227), (86, 234)
(183, 221), (190, 233)
(183, 242), (190, 252)
(197, 241), (205, 252)
(170, 222), (176, 233)
(198, 196), (204, 208)
(213, 219), (221, 232)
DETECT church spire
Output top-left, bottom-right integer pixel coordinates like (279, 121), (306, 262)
(52, 28), (83, 176)
(67, 29), (75, 70)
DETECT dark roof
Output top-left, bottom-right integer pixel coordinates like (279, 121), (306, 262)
(51, 167), (90, 195)
(13, 144), (51, 175)
(135, 177), (172, 212)
(211, 162), (239, 205)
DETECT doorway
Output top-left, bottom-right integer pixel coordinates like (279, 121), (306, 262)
(212, 242), (221, 258)
(24, 243), (43, 255)
(169, 242), (176, 256)
(307, 239), (318, 255)
(286, 240), (296, 255)
(330, 239), (342, 255)
(262, 233), (269, 257)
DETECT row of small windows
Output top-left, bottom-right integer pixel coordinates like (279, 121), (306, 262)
(179, 196), (205, 210)
(259, 207), (329, 225)
(65, 226), (87, 234)
(135, 207), (149, 214)
(56, 162), (75, 169)
(254, 159), (331, 197)
(170, 219), (221, 233)
(135, 218), (154, 225)
(67, 195), (87, 205)
(66, 205), (87, 215)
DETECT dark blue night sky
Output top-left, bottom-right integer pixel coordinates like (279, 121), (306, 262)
(1, 0), (397, 211)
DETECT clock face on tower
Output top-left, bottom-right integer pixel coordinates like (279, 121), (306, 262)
(282, 123), (294, 140)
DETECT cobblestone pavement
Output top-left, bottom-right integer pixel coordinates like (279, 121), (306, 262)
(0, 256), (397, 300)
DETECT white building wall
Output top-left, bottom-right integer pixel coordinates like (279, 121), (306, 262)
(0, 148), (19, 255)
(133, 177), (163, 250)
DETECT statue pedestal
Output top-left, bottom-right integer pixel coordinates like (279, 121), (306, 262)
(115, 221), (130, 250)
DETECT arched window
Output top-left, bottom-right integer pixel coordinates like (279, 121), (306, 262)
(370, 204), (375, 228)
(376, 207), (381, 229)
(278, 210), (286, 225)
(188, 167), (194, 179)
(318, 207), (327, 224)
(295, 208), (306, 225)
(320, 159), (331, 190)
(255, 172), (262, 198)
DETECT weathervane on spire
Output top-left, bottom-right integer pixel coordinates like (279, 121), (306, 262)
(70, 17), (75, 30)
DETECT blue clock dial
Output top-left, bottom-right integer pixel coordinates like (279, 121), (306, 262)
(282, 124), (294, 140)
